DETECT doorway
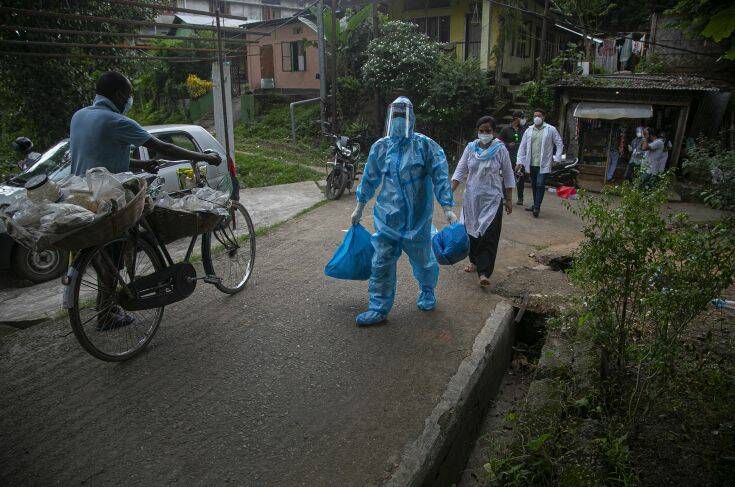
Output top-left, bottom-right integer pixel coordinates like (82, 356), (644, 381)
(260, 44), (275, 81)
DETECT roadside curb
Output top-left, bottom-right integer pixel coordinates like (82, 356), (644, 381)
(384, 301), (516, 487)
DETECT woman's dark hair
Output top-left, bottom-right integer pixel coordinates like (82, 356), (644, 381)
(476, 115), (497, 129)
(645, 126), (658, 137)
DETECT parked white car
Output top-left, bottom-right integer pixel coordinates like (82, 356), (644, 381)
(0, 124), (238, 283)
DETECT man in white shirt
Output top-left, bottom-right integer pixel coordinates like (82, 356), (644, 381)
(516, 109), (564, 218)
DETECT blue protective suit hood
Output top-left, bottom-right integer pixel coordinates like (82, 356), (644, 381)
(385, 96), (415, 139)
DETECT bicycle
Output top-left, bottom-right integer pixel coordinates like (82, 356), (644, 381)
(63, 160), (256, 362)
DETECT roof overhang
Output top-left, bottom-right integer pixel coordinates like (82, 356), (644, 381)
(573, 102), (653, 119)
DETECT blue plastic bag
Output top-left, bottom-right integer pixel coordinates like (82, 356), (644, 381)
(324, 223), (375, 280)
(432, 223), (469, 265)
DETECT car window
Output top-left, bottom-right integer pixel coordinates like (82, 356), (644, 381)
(147, 133), (199, 159)
(12, 140), (70, 185)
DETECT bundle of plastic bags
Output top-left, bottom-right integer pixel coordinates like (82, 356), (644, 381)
(324, 223), (375, 280)
(0, 168), (145, 248)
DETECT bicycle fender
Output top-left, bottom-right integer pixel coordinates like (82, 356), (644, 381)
(62, 267), (78, 309)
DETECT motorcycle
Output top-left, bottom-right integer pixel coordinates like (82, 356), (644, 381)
(546, 156), (579, 188)
(324, 134), (361, 200)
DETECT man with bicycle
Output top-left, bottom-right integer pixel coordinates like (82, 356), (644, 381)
(69, 71), (222, 330)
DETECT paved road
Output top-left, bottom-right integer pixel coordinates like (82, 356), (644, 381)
(0, 189), (722, 486)
(0, 182), (324, 325)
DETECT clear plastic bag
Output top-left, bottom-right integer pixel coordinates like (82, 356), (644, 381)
(86, 167), (126, 211)
(39, 203), (95, 234)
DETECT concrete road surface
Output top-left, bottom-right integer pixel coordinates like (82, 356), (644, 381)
(0, 188), (722, 486)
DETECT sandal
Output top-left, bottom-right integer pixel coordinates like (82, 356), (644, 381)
(464, 263), (476, 273)
(479, 276), (491, 286)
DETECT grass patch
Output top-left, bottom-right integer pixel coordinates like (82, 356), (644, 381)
(235, 152), (323, 189)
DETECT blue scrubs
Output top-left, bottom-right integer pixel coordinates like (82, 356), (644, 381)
(355, 97), (453, 324)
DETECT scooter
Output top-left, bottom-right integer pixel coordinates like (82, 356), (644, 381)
(547, 156), (579, 188)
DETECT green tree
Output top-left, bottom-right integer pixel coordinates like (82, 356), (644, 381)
(667, 0), (735, 60)
(0, 0), (158, 162)
(361, 21), (441, 99)
(552, 0), (616, 60)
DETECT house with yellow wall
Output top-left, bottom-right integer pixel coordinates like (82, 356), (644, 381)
(385, 0), (574, 81)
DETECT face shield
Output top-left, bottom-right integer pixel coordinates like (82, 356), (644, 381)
(384, 96), (415, 139)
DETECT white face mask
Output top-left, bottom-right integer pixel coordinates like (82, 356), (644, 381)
(123, 96), (133, 115)
(520, 118), (527, 126)
(478, 133), (494, 144)
(533, 116), (543, 126)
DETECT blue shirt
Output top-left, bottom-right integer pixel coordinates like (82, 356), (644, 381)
(69, 95), (151, 176)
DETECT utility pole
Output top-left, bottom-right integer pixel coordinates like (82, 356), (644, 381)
(536, 0), (550, 82)
(372, 0), (381, 134)
(330, 0), (338, 133)
(371, 0), (378, 37)
(317, 0), (327, 133)
(215, 9), (231, 161)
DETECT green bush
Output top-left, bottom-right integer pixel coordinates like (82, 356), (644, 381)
(517, 82), (555, 115)
(568, 176), (735, 409)
(682, 137), (735, 210)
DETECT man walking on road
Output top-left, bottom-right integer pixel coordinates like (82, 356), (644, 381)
(516, 109), (563, 218)
(350, 96), (456, 326)
(498, 111), (526, 205)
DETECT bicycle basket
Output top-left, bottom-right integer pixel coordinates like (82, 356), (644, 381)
(145, 206), (226, 244)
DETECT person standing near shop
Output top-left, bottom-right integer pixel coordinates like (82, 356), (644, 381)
(640, 127), (667, 186)
(624, 125), (646, 181)
(451, 116), (515, 286)
(516, 109), (564, 218)
(499, 111), (526, 205)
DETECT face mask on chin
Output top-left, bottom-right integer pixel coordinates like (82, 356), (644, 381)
(477, 133), (494, 144)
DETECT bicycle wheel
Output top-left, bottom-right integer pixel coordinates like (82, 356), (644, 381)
(68, 235), (165, 362)
(201, 201), (256, 294)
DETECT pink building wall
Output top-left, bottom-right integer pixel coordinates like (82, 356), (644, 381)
(246, 21), (320, 91)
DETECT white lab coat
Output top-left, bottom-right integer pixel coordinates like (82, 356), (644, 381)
(517, 123), (564, 175)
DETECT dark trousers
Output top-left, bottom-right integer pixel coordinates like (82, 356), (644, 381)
(516, 172), (526, 202)
(468, 206), (503, 278)
(530, 165), (548, 210)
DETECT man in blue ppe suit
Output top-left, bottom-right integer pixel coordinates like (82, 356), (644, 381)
(350, 97), (457, 326)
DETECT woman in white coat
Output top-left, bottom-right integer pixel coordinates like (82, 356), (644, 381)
(516, 109), (564, 218)
(451, 116), (516, 286)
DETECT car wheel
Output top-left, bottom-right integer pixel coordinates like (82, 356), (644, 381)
(11, 245), (68, 283)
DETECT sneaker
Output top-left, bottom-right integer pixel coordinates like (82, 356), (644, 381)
(515, 199), (524, 206)
(525, 206), (534, 212)
(533, 207), (540, 218)
(97, 305), (136, 332)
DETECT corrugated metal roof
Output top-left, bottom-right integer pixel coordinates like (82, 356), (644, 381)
(557, 74), (721, 92)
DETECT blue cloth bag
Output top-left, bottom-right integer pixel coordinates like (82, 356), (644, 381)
(432, 223), (470, 265)
(324, 223), (375, 280)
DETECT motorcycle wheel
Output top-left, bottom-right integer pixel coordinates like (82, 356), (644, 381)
(325, 169), (346, 200)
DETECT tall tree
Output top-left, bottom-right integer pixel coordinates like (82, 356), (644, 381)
(552, 0), (615, 60)
(0, 0), (158, 156)
(667, 0), (735, 60)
